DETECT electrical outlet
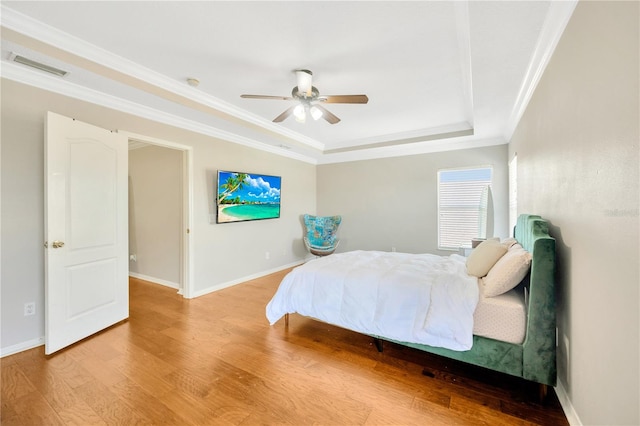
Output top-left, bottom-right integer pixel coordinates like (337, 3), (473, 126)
(391, 247), (396, 252)
(265, 251), (270, 260)
(130, 254), (137, 262)
(24, 302), (35, 316)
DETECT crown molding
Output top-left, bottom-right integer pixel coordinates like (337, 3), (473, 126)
(0, 4), (325, 152)
(325, 126), (474, 154)
(330, 121), (473, 151)
(1, 61), (317, 164)
(2, 58), (503, 166)
(503, 0), (578, 141)
(454, 1), (474, 127)
(1, 3), (549, 166)
(319, 135), (506, 165)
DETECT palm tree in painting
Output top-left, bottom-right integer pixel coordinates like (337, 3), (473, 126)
(218, 173), (248, 204)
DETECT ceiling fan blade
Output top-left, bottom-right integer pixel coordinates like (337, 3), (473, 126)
(273, 106), (296, 123)
(319, 94), (369, 104)
(313, 104), (341, 124)
(241, 94), (294, 101)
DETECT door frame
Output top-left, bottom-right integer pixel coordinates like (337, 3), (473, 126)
(122, 131), (194, 299)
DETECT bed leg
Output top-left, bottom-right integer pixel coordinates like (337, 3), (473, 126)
(284, 313), (289, 327)
(373, 338), (383, 352)
(538, 383), (548, 402)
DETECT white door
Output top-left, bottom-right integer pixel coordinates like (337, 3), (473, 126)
(45, 112), (128, 355)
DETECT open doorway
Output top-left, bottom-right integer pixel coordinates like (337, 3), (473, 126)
(125, 133), (193, 298)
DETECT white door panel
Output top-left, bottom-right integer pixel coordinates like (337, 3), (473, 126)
(68, 141), (118, 249)
(45, 112), (128, 355)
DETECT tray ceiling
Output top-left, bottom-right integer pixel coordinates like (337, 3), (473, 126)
(1, 1), (576, 164)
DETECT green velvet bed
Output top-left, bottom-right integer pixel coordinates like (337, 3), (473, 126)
(278, 214), (557, 390)
(373, 214), (557, 388)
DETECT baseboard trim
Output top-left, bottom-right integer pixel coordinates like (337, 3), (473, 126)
(2, 262), (303, 357)
(555, 381), (582, 425)
(128, 272), (180, 290)
(1, 336), (44, 358)
(190, 260), (304, 299)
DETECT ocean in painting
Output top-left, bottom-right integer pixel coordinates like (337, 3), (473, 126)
(221, 204), (280, 221)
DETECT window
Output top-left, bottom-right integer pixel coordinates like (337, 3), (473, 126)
(438, 167), (493, 250)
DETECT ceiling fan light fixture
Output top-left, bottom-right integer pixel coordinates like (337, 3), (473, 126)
(310, 105), (323, 121)
(295, 69), (313, 96)
(293, 104), (306, 123)
(242, 69), (366, 125)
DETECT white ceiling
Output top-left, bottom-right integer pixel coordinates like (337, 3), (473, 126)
(1, 1), (576, 164)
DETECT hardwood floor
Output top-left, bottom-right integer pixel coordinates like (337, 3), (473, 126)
(2, 271), (568, 425)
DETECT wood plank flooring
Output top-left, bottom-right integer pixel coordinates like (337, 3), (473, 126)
(1, 271), (568, 425)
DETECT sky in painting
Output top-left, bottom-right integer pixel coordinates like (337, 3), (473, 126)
(218, 171), (281, 204)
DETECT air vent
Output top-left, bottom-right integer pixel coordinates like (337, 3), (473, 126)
(9, 53), (68, 77)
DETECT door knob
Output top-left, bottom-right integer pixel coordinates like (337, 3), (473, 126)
(52, 241), (65, 249)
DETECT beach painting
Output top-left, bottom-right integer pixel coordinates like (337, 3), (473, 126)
(216, 170), (281, 223)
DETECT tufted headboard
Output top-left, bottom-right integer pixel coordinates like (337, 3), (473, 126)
(515, 214), (557, 385)
(392, 214), (558, 388)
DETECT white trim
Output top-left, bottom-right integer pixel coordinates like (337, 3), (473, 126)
(1, 3), (577, 166)
(454, 1), (474, 127)
(0, 61), (318, 165)
(504, 0), (578, 141)
(1, 261), (302, 357)
(0, 4), (324, 152)
(508, 154), (518, 233)
(3, 57), (495, 166)
(128, 272), (179, 290)
(555, 381), (582, 426)
(122, 132), (191, 152)
(0, 52), (2, 357)
(182, 146), (195, 299)
(121, 131), (195, 299)
(190, 261), (304, 299)
(330, 122), (473, 152)
(1, 336), (45, 358)
(318, 135), (506, 165)
(1, 56), (505, 166)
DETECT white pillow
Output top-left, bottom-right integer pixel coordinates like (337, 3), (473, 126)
(501, 238), (519, 249)
(482, 246), (532, 297)
(466, 240), (507, 278)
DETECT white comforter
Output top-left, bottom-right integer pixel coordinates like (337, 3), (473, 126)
(266, 250), (479, 351)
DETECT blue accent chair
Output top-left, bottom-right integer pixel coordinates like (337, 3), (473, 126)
(303, 214), (342, 256)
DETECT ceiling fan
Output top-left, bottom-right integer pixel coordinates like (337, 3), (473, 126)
(241, 69), (368, 124)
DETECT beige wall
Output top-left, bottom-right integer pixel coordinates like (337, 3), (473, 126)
(3, 5), (637, 422)
(317, 145), (509, 255)
(509, 1), (639, 424)
(0, 79), (316, 353)
(0, 83), (46, 349)
(129, 145), (183, 287)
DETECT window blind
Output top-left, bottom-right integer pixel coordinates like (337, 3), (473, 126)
(438, 167), (493, 250)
